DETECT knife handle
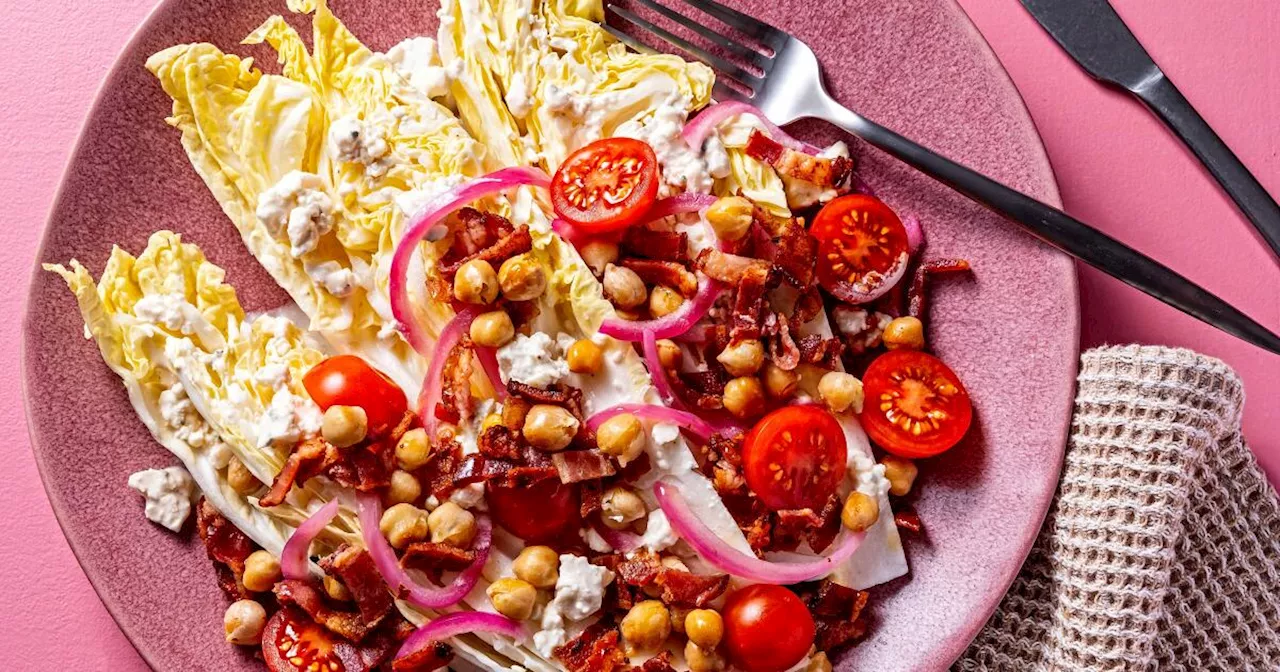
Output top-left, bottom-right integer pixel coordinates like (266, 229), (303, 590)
(817, 99), (1280, 355)
(1131, 72), (1280, 259)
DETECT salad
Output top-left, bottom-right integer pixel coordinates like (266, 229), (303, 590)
(45, 0), (974, 670)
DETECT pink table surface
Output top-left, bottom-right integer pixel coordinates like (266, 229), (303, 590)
(2, 0), (1276, 668)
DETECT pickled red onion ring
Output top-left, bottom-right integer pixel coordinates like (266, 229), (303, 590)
(904, 215), (925, 254)
(589, 516), (642, 554)
(394, 612), (526, 662)
(585, 403), (717, 441)
(644, 193), (718, 222)
(280, 498), (340, 580)
(643, 329), (687, 411)
(682, 101), (820, 155)
(833, 251), (910, 305)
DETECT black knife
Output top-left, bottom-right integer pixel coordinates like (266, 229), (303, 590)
(1020, 0), (1280, 260)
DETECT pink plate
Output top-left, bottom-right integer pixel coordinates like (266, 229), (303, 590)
(22, 0), (1077, 669)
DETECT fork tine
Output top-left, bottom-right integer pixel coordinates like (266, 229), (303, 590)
(712, 80), (749, 104)
(606, 4), (762, 89)
(627, 0), (772, 72)
(674, 0), (788, 51)
(600, 21), (659, 54)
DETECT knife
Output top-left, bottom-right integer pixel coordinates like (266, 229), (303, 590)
(1020, 0), (1280, 260)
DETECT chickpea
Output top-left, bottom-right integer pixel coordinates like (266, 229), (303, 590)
(567, 339), (604, 375)
(580, 240), (619, 276)
(841, 491), (880, 532)
(428, 501), (477, 547)
(224, 599), (267, 646)
(649, 285), (685, 318)
(453, 259), (499, 305)
(807, 652), (833, 672)
(882, 316), (925, 351)
(716, 340), (764, 377)
(512, 545), (560, 589)
(480, 413), (504, 433)
(601, 486), (646, 530)
(385, 470), (422, 506)
(435, 423), (459, 443)
(762, 362), (800, 399)
(522, 404), (579, 452)
(705, 196), (753, 242)
(227, 456), (260, 496)
(321, 404), (368, 448)
(323, 575), (352, 602)
(656, 339), (682, 369)
(487, 578), (537, 620)
(379, 502), (430, 549)
(818, 371), (864, 414)
(621, 600), (671, 653)
(501, 398), (531, 431)
(881, 455), (919, 497)
(603, 264), (647, 309)
(596, 413), (645, 462)
(498, 254), (548, 301)
(722, 376), (766, 419)
(685, 641), (727, 672)
(469, 310), (515, 348)
(394, 428), (430, 471)
(669, 605), (691, 634)
(684, 609), (724, 648)
(242, 550), (281, 593)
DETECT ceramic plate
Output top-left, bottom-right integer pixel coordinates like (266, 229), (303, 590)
(23, 0), (1077, 669)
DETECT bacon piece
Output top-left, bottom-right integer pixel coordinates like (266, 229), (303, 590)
(507, 381), (587, 425)
(622, 228), (689, 263)
(553, 450), (617, 484)
(436, 336), (475, 426)
(722, 493), (772, 554)
(418, 439), (464, 498)
(894, 508), (923, 534)
(439, 224), (533, 278)
(580, 479), (603, 519)
(796, 334), (844, 369)
(619, 258), (699, 297)
(260, 437), (335, 507)
(907, 258), (972, 323)
(555, 622), (628, 672)
(771, 508), (824, 553)
(613, 550), (662, 587)
(798, 580), (873, 653)
(326, 443), (395, 493)
(479, 425), (522, 460)
(806, 494), (843, 554)
(392, 642), (455, 672)
(401, 542), (477, 585)
(792, 285), (824, 325)
(195, 498), (255, 599)
(744, 130), (853, 189)
(694, 248), (772, 285)
(638, 651), (677, 672)
(730, 262), (771, 343)
(446, 207), (513, 259)
(816, 618), (869, 653)
(764, 313), (800, 371)
(656, 569), (730, 608)
(751, 206), (818, 289)
(274, 579), (378, 642)
(319, 545), (394, 627)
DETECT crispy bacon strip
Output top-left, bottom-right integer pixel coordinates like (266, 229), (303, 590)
(610, 550), (662, 587)
(274, 579), (378, 642)
(400, 542), (477, 585)
(638, 652), (677, 672)
(907, 258), (972, 323)
(419, 439), (464, 498)
(730, 263), (771, 343)
(435, 336), (475, 425)
(320, 545), (394, 627)
(507, 381), (587, 425)
(479, 425), (522, 460)
(796, 334), (844, 369)
(554, 622), (628, 672)
(392, 642), (455, 672)
(894, 508), (924, 533)
(326, 443), (396, 493)
(799, 579), (873, 654)
(260, 437), (335, 507)
(196, 498), (255, 599)
(694, 248), (772, 285)
(622, 228), (689, 263)
(656, 569), (730, 608)
(751, 207), (818, 289)
(553, 450), (617, 484)
(764, 313), (800, 371)
(446, 207), (513, 259)
(439, 224), (533, 278)
(619, 258), (699, 297)
(744, 129), (853, 189)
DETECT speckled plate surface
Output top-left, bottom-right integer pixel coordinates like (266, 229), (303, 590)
(22, 0), (1077, 669)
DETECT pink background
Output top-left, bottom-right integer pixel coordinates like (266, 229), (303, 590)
(2, 0), (1276, 668)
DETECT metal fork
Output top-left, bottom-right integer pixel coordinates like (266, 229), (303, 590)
(602, 0), (1280, 355)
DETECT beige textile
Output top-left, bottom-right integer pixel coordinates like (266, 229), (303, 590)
(955, 345), (1280, 671)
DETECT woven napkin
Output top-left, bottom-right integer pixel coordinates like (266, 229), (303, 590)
(954, 345), (1280, 670)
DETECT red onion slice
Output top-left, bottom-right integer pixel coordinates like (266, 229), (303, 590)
(598, 276), (723, 341)
(832, 251), (910, 305)
(356, 492), (492, 610)
(904, 215), (925, 254)
(395, 612), (527, 662)
(589, 516), (642, 554)
(653, 480), (865, 584)
(474, 344), (507, 401)
(645, 193), (718, 221)
(683, 101), (820, 155)
(280, 498), (341, 580)
(642, 329), (687, 411)
(417, 307), (477, 438)
(585, 403), (718, 441)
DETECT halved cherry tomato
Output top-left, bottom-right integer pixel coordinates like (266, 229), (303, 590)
(486, 478), (581, 543)
(263, 607), (372, 672)
(551, 138), (659, 232)
(859, 349), (972, 458)
(811, 194), (910, 302)
(722, 584), (816, 672)
(741, 405), (847, 511)
(303, 355), (407, 437)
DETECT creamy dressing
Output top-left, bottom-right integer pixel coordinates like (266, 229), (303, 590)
(127, 466), (195, 532)
(533, 554), (615, 657)
(384, 37), (451, 99)
(328, 115), (392, 177)
(255, 171), (336, 258)
(616, 95), (715, 195)
(496, 332), (571, 388)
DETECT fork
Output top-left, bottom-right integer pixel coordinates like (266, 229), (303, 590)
(601, 0), (1280, 355)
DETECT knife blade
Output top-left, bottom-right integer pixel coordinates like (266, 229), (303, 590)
(1020, 0), (1280, 260)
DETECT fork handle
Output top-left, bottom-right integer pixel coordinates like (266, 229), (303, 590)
(818, 101), (1280, 355)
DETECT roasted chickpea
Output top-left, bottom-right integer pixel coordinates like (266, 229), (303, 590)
(567, 339), (604, 375)
(227, 456), (260, 496)
(224, 599), (267, 646)
(684, 609), (724, 648)
(395, 428), (430, 471)
(322, 404), (368, 448)
(323, 575), (352, 602)
(603, 264), (647, 309)
(498, 254), (547, 301)
(762, 362), (800, 399)
(716, 339), (764, 377)
(601, 486), (646, 530)
(435, 423), (459, 443)
(385, 469), (422, 506)
(705, 196), (753, 242)
(722, 376), (766, 419)
(882, 316), (925, 351)
(656, 339), (682, 369)
(487, 578), (537, 620)
(841, 491), (880, 532)
(512, 545), (559, 589)
(470, 310), (515, 348)
(428, 501), (477, 547)
(380, 502), (430, 549)
(580, 240), (619, 276)
(649, 285), (685, 318)
(685, 641), (727, 672)
(621, 600), (671, 653)
(242, 550), (281, 593)
(881, 455), (919, 497)
(522, 404), (579, 452)
(818, 371), (864, 414)
(453, 259), (499, 305)
(807, 652), (833, 672)
(596, 412), (645, 462)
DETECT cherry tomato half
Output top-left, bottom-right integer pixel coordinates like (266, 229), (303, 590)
(551, 138), (659, 233)
(859, 349), (972, 458)
(722, 584), (816, 672)
(486, 478), (581, 543)
(263, 607), (374, 672)
(303, 355), (408, 437)
(742, 405), (848, 511)
(811, 194), (910, 303)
